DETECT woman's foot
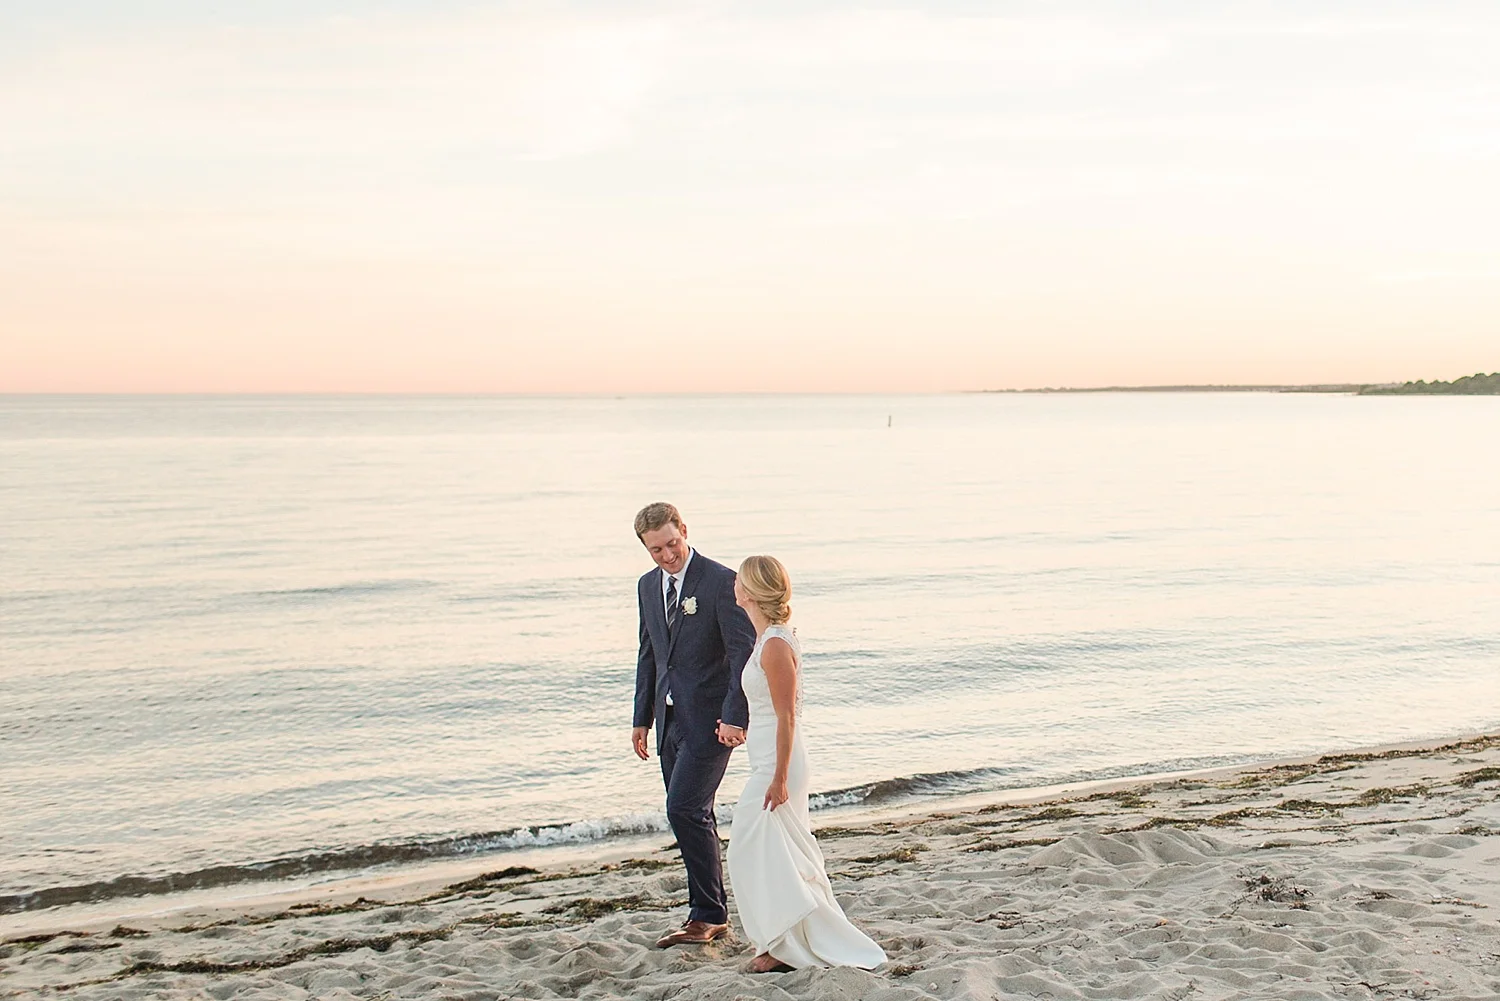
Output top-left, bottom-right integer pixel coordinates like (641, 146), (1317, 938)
(748, 952), (794, 973)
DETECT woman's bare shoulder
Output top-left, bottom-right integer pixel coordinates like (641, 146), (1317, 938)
(760, 634), (798, 669)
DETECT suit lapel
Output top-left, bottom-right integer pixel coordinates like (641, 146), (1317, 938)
(665, 553), (703, 661)
(646, 570), (669, 655)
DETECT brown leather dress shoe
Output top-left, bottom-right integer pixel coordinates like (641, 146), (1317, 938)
(654, 919), (731, 948)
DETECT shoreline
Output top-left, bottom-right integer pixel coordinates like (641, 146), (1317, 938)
(5, 730), (1497, 999)
(0, 751), (1254, 925)
(5, 728), (1495, 942)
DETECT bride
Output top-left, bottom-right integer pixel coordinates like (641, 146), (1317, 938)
(722, 555), (886, 973)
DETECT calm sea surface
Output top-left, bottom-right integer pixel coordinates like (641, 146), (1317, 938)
(2, 393), (1498, 912)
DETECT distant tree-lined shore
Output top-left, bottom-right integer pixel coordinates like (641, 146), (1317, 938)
(997, 372), (1499, 395)
(1357, 372), (1500, 395)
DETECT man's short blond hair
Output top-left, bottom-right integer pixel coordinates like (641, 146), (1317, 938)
(634, 502), (685, 539)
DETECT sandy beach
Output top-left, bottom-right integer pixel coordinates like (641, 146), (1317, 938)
(4, 734), (1498, 1000)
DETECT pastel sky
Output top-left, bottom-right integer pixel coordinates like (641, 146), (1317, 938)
(3, 1), (1498, 392)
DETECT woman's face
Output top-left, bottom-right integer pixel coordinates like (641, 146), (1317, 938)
(732, 573), (752, 613)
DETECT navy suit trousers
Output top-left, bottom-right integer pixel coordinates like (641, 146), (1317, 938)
(659, 707), (732, 925)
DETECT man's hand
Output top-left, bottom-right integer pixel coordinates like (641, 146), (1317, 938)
(716, 720), (746, 748)
(631, 726), (650, 760)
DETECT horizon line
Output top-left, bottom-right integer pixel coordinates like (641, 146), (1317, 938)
(0, 382), (1436, 398)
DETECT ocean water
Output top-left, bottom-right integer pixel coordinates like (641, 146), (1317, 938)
(2, 392), (1498, 914)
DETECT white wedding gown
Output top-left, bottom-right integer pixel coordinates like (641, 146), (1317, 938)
(726, 624), (886, 969)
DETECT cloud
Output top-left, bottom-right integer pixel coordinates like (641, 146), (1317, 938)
(690, 9), (1172, 82)
(0, 7), (676, 162)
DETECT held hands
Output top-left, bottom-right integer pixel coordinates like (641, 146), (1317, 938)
(762, 776), (789, 811)
(640, 722), (743, 757)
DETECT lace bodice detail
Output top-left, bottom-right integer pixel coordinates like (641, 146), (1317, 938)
(742, 624), (803, 721)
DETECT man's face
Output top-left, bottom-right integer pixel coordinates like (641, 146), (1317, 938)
(640, 522), (690, 575)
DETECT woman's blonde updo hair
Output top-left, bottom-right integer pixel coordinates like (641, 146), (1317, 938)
(738, 555), (792, 624)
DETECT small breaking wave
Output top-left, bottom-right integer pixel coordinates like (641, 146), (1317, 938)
(0, 754), (1247, 915)
(0, 812), (671, 916)
(809, 765), (1027, 810)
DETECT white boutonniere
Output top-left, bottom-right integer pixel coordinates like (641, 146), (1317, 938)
(682, 596), (698, 615)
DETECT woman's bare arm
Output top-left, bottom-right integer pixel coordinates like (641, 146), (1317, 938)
(760, 636), (799, 810)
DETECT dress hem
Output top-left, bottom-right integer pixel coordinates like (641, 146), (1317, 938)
(749, 897), (819, 957)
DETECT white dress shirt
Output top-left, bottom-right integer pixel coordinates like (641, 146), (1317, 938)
(660, 548), (694, 613)
(660, 549), (693, 706)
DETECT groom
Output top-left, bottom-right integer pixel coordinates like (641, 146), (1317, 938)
(630, 502), (755, 947)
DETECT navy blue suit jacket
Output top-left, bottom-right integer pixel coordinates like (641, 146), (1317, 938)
(633, 552), (755, 755)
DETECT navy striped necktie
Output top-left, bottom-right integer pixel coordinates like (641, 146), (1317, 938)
(665, 575), (680, 629)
